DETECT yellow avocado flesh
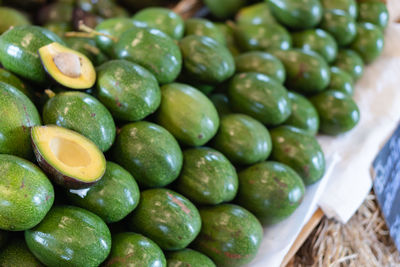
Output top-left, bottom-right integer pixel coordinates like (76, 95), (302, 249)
(32, 125), (106, 182)
(38, 42), (96, 89)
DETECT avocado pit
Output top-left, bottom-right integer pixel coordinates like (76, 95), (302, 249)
(53, 52), (82, 78)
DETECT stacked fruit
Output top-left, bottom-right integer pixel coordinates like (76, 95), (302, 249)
(0, 0), (388, 266)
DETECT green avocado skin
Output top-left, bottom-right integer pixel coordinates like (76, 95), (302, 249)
(64, 37), (107, 66)
(328, 66), (355, 96)
(114, 26), (182, 84)
(209, 93), (232, 117)
(175, 147), (238, 205)
(204, 0), (246, 20)
(96, 59), (161, 122)
(66, 161), (140, 223)
(103, 232), (166, 267)
(358, 1), (389, 29)
(43, 91), (116, 152)
(0, 68), (35, 102)
(215, 23), (241, 56)
(112, 121), (183, 188)
(284, 91), (319, 135)
(0, 25), (64, 83)
(309, 90), (360, 135)
(0, 82), (41, 159)
(333, 49), (364, 81)
(350, 22), (384, 64)
(185, 18), (226, 45)
(167, 249), (216, 267)
(236, 3), (277, 26)
(270, 126), (326, 185)
(0, 7), (30, 34)
(25, 206), (111, 267)
(321, 0), (357, 19)
(228, 72), (291, 126)
(192, 204), (263, 267)
(236, 161), (305, 225)
(320, 9), (357, 46)
(0, 155), (54, 231)
(128, 188), (201, 251)
(0, 238), (44, 267)
(213, 114), (272, 165)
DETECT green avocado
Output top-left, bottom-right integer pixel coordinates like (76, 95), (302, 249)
(128, 188), (201, 251)
(284, 91), (319, 135)
(309, 90), (360, 135)
(167, 249), (216, 267)
(0, 155), (54, 231)
(179, 35), (235, 84)
(215, 23), (241, 56)
(0, 7), (30, 34)
(132, 8), (184, 40)
(114, 26), (182, 84)
(321, 0), (358, 19)
(204, 0), (246, 20)
(0, 68), (35, 101)
(236, 161), (305, 225)
(350, 22), (384, 64)
(104, 232), (166, 267)
(25, 205), (111, 267)
(0, 25), (64, 84)
(213, 114), (272, 165)
(328, 66), (355, 96)
(37, 2), (73, 24)
(192, 204), (263, 267)
(156, 83), (220, 146)
(185, 18), (226, 45)
(209, 93), (232, 117)
(320, 9), (357, 46)
(235, 51), (286, 83)
(236, 3), (277, 26)
(112, 121), (183, 188)
(358, 1), (389, 29)
(96, 59), (161, 122)
(228, 72), (291, 125)
(66, 161), (140, 223)
(0, 82), (41, 159)
(174, 147), (238, 205)
(270, 126), (325, 185)
(333, 49), (364, 81)
(0, 238), (44, 267)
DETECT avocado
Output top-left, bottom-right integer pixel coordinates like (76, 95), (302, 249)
(236, 3), (277, 26)
(234, 51), (286, 83)
(179, 35), (235, 84)
(133, 8), (184, 40)
(270, 126), (325, 185)
(0, 82), (41, 159)
(64, 36), (108, 66)
(112, 121), (183, 188)
(212, 114), (272, 165)
(25, 205), (111, 267)
(192, 204), (263, 267)
(358, 1), (389, 29)
(333, 49), (364, 81)
(204, 0), (246, 20)
(66, 161), (140, 223)
(0, 238), (44, 267)
(328, 66), (355, 96)
(156, 83), (220, 146)
(128, 188), (201, 251)
(236, 161), (305, 225)
(267, 0), (323, 30)
(0, 25), (64, 84)
(320, 0), (358, 19)
(37, 2), (73, 24)
(320, 9), (357, 46)
(284, 91), (319, 135)
(350, 22), (384, 64)
(272, 49), (330, 94)
(0, 7), (30, 34)
(209, 93), (232, 117)
(104, 232), (166, 267)
(43, 91), (116, 152)
(309, 90), (360, 135)
(215, 23), (241, 56)
(0, 68), (34, 101)
(114, 26), (182, 84)
(167, 249), (216, 267)
(96, 59), (161, 122)
(174, 147), (238, 205)
(0, 154), (54, 231)
(31, 125), (106, 189)
(185, 18), (226, 45)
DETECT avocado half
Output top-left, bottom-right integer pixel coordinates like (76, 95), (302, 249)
(38, 42), (96, 89)
(31, 125), (106, 189)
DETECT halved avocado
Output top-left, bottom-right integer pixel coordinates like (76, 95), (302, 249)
(38, 42), (96, 89)
(31, 125), (106, 189)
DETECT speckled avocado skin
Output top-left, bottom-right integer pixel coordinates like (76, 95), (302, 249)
(319, 9), (357, 46)
(25, 205), (111, 267)
(236, 3), (277, 26)
(350, 22), (384, 64)
(333, 49), (364, 81)
(185, 18), (226, 45)
(358, 1), (389, 29)
(167, 249), (216, 267)
(320, 0), (358, 19)
(0, 68), (35, 101)
(128, 188), (201, 251)
(192, 204), (263, 267)
(103, 232), (166, 267)
(0, 238), (44, 267)
(328, 66), (354, 96)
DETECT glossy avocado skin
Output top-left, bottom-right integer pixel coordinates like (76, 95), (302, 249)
(236, 161), (305, 225)
(0, 154), (54, 231)
(66, 162), (140, 223)
(358, 1), (389, 29)
(96, 59), (161, 122)
(215, 23), (241, 56)
(209, 93), (232, 117)
(333, 49), (364, 81)
(350, 22), (384, 64)
(167, 249), (216, 267)
(328, 66), (355, 96)
(213, 114), (272, 165)
(192, 204), (263, 267)
(25, 206), (111, 267)
(236, 3), (277, 26)
(228, 72), (291, 126)
(320, 9), (357, 46)
(128, 188), (201, 251)
(104, 232), (166, 267)
(270, 126), (325, 185)
(321, 0), (357, 19)
(0, 25), (64, 84)
(0, 68), (35, 102)
(204, 0), (246, 20)
(185, 18), (226, 45)
(0, 7), (30, 34)
(310, 90), (360, 135)
(0, 238), (44, 266)
(113, 121), (183, 188)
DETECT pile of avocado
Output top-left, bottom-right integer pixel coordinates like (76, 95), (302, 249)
(0, 0), (388, 266)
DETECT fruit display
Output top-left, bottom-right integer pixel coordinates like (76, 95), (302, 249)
(0, 0), (388, 266)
